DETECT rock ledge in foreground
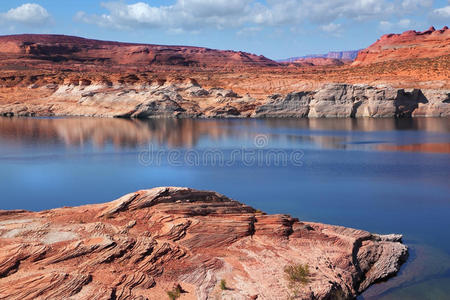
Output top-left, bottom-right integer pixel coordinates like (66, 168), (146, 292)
(0, 187), (408, 300)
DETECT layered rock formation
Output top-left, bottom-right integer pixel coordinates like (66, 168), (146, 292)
(279, 50), (360, 63)
(0, 30), (448, 118)
(0, 79), (448, 118)
(354, 26), (450, 65)
(0, 187), (407, 300)
(289, 57), (346, 67)
(0, 34), (278, 71)
(254, 84), (450, 118)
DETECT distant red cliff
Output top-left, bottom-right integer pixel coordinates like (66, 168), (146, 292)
(0, 29), (448, 119)
(354, 26), (450, 65)
(0, 34), (278, 70)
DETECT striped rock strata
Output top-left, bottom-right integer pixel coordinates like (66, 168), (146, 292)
(0, 81), (448, 118)
(0, 187), (407, 299)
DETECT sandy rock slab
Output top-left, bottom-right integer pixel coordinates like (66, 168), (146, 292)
(0, 187), (408, 300)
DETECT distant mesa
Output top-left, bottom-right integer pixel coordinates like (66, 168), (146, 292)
(0, 34), (278, 69)
(353, 26), (450, 65)
(0, 27), (448, 71)
(289, 57), (346, 67)
(278, 50), (360, 65)
(279, 25), (450, 67)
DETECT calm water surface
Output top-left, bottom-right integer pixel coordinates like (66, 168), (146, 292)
(0, 117), (449, 299)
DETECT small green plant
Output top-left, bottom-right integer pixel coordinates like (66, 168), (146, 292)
(220, 279), (227, 290)
(284, 264), (309, 284)
(167, 284), (182, 300)
(284, 264), (310, 299)
(167, 290), (179, 300)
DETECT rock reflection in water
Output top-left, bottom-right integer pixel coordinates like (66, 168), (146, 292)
(0, 117), (448, 151)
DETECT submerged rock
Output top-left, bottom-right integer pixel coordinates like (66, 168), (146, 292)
(0, 187), (408, 300)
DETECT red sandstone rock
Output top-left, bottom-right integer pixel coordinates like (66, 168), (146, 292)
(0, 187), (407, 299)
(0, 34), (278, 69)
(291, 57), (345, 67)
(354, 26), (450, 65)
(0, 31), (448, 117)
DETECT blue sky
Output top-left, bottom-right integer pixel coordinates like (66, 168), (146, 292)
(0, 0), (448, 59)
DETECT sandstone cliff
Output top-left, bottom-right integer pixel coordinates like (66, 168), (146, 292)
(0, 187), (407, 300)
(354, 26), (450, 65)
(0, 34), (278, 71)
(278, 50), (360, 63)
(0, 31), (448, 118)
(288, 57), (346, 67)
(0, 79), (448, 118)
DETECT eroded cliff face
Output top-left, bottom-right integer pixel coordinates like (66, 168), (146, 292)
(0, 187), (407, 300)
(354, 26), (450, 65)
(0, 79), (448, 118)
(0, 30), (448, 119)
(0, 34), (278, 70)
(254, 84), (450, 118)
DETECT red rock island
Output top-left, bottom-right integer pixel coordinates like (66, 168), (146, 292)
(0, 187), (407, 299)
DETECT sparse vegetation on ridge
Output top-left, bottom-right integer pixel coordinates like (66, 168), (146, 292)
(284, 263), (310, 299)
(167, 284), (183, 300)
(220, 279), (227, 290)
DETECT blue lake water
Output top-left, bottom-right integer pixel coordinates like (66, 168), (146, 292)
(0, 117), (449, 299)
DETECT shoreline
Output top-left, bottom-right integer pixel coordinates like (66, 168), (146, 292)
(1, 82), (449, 119)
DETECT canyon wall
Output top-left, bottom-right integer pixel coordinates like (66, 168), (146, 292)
(354, 26), (450, 65)
(0, 80), (448, 118)
(0, 34), (278, 70)
(0, 30), (448, 119)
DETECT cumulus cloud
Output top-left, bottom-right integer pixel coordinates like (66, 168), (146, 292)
(76, 1), (257, 31)
(379, 19), (413, 31)
(75, 0), (436, 33)
(299, 0), (395, 24)
(0, 3), (51, 26)
(401, 0), (433, 12)
(320, 23), (343, 36)
(430, 2), (450, 22)
(237, 26), (262, 36)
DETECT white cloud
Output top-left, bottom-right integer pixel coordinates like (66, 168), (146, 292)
(401, 0), (433, 12)
(379, 19), (413, 31)
(76, 1), (257, 31)
(237, 26), (262, 36)
(1, 3), (51, 26)
(320, 23), (343, 36)
(75, 0), (436, 33)
(430, 4), (450, 22)
(398, 19), (412, 28)
(299, 0), (395, 23)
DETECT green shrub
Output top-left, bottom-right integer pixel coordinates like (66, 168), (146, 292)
(220, 279), (227, 290)
(167, 290), (179, 300)
(167, 285), (182, 300)
(284, 264), (310, 299)
(284, 264), (309, 285)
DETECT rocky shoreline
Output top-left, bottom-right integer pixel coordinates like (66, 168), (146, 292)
(0, 81), (448, 119)
(0, 187), (408, 300)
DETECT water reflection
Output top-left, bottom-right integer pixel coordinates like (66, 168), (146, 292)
(0, 116), (449, 299)
(0, 117), (233, 149)
(0, 117), (449, 153)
